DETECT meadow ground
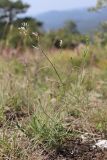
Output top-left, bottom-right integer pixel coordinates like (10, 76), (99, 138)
(0, 46), (107, 159)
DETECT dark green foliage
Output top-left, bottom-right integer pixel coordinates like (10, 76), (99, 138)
(0, 0), (29, 47)
(0, 0), (29, 24)
(41, 27), (86, 49)
(90, 0), (107, 11)
(64, 21), (79, 34)
(96, 0), (107, 9)
(0, 18), (43, 48)
(12, 17), (43, 48)
(94, 21), (107, 46)
(14, 17), (43, 32)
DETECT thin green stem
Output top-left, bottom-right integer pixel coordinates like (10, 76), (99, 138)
(33, 44), (64, 88)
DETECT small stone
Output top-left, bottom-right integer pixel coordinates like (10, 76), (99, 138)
(93, 140), (107, 149)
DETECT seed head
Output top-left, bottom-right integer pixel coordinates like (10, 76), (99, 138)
(54, 39), (63, 48)
(18, 23), (29, 36)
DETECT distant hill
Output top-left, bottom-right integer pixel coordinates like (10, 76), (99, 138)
(36, 8), (107, 34)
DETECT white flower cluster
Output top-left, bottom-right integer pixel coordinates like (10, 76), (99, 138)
(18, 23), (29, 36)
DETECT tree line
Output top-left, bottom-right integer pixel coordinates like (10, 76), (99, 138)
(0, 0), (107, 49)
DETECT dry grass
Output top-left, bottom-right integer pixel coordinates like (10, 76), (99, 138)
(0, 46), (107, 159)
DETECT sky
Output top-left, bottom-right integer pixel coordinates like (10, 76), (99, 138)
(23, 0), (97, 15)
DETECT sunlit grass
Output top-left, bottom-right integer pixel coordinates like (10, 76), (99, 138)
(0, 47), (107, 159)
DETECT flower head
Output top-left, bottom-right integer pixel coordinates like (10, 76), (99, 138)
(18, 22), (29, 36)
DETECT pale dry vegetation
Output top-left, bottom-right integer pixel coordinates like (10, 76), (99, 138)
(0, 46), (107, 159)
